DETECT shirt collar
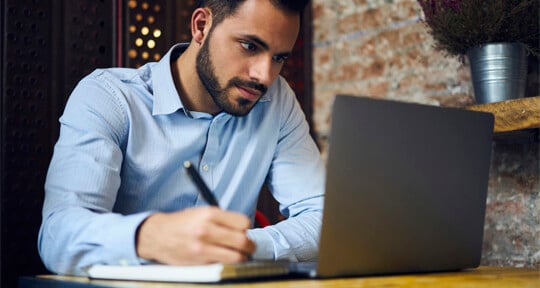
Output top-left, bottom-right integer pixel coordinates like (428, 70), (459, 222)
(151, 43), (188, 116)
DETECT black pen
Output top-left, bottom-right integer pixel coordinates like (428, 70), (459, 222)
(184, 161), (254, 261)
(183, 161), (220, 207)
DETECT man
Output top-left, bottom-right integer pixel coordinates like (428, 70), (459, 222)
(39, 0), (324, 275)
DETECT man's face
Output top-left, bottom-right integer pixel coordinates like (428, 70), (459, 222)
(196, 0), (300, 116)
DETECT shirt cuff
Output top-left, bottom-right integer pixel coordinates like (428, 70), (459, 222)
(246, 228), (276, 260)
(106, 211), (155, 266)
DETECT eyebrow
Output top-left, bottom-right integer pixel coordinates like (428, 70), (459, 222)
(244, 34), (292, 59)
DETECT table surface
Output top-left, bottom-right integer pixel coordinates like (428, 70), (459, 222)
(19, 266), (540, 288)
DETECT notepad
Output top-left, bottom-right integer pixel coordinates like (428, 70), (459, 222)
(86, 261), (291, 283)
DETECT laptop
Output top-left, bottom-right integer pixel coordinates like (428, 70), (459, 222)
(87, 95), (494, 282)
(311, 95), (494, 278)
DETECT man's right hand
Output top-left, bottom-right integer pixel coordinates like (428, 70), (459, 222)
(135, 206), (256, 265)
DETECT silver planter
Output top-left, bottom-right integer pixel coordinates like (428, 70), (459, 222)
(467, 42), (527, 104)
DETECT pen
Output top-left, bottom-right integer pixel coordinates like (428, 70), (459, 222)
(184, 161), (253, 261)
(183, 161), (220, 207)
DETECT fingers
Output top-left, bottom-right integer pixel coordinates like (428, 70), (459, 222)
(193, 220), (256, 256)
(187, 207), (256, 256)
(186, 241), (251, 264)
(136, 207), (257, 265)
(201, 206), (252, 231)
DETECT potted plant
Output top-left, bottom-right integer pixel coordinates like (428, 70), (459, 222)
(417, 0), (539, 104)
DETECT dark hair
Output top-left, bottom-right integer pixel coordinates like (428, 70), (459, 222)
(196, 0), (310, 29)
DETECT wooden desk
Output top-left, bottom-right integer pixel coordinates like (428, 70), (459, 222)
(19, 267), (540, 288)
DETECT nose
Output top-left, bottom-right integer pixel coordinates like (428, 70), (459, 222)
(249, 56), (275, 87)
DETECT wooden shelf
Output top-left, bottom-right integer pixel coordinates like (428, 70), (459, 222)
(466, 96), (540, 133)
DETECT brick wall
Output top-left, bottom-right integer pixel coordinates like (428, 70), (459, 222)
(311, 0), (539, 268)
(485, 139), (539, 267)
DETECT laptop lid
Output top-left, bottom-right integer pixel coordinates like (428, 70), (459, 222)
(316, 95), (494, 278)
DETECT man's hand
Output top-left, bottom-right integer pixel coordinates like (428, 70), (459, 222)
(136, 207), (256, 265)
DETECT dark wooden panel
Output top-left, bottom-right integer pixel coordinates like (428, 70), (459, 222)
(1, 1), (115, 287)
(63, 1), (115, 104)
(2, 2), (55, 287)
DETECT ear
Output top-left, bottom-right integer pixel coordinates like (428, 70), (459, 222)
(191, 8), (212, 45)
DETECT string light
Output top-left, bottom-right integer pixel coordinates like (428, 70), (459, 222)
(141, 26), (149, 36)
(128, 49), (138, 59)
(128, 0), (167, 65)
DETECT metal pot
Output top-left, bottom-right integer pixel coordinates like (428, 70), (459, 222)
(467, 42), (527, 104)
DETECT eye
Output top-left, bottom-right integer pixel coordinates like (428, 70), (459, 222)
(272, 55), (288, 64)
(240, 41), (257, 52)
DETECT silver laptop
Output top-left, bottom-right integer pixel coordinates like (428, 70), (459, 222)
(305, 95), (494, 278)
(87, 95), (494, 282)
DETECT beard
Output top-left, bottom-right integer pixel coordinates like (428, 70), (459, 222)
(196, 35), (267, 116)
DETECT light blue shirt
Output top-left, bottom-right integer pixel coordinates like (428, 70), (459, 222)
(39, 43), (325, 275)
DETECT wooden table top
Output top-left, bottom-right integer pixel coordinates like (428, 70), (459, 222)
(20, 266), (540, 288)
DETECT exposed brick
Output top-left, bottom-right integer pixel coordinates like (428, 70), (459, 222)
(347, 63), (363, 79)
(362, 58), (385, 78)
(312, 2), (325, 19)
(422, 82), (446, 91)
(359, 8), (383, 30)
(378, 29), (402, 50)
(312, 0), (538, 268)
(318, 50), (331, 66)
(430, 94), (474, 107)
(336, 12), (362, 35)
(366, 81), (389, 97)
(402, 28), (427, 47)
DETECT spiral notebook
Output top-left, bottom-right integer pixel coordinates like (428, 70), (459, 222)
(87, 95), (494, 282)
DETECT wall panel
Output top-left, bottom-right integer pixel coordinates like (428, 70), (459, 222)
(1, 1), (115, 287)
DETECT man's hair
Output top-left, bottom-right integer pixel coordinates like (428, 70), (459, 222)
(196, 0), (310, 29)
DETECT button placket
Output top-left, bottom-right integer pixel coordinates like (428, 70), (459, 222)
(199, 117), (223, 189)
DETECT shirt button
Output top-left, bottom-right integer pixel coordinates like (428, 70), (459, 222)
(202, 164), (209, 171)
(119, 259), (129, 266)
